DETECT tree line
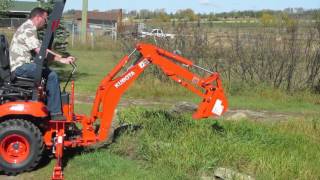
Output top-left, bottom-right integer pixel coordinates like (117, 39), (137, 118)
(120, 8), (320, 22)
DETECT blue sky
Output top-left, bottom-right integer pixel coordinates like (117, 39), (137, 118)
(23, 0), (320, 13)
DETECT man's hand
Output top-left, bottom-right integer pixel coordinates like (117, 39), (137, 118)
(59, 56), (76, 64)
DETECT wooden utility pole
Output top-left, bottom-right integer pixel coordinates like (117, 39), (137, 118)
(81, 0), (88, 43)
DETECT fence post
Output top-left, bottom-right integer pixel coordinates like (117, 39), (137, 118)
(81, 0), (88, 44)
(114, 22), (117, 41)
(71, 23), (75, 48)
(90, 32), (94, 48)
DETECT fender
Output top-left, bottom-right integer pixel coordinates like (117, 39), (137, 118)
(0, 101), (48, 118)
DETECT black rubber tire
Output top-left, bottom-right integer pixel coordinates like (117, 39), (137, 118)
(0, 119), (44, 175)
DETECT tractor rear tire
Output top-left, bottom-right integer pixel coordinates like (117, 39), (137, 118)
(0, 119), (44, 175)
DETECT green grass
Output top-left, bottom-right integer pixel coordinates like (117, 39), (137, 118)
(64, 151), (171, 180)
(110, 107), (320, 179)
(227, 84), (320, 113)
(229, 93), (320, 113)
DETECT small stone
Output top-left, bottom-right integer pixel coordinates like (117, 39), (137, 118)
(201, 176), (214, 180)
(214, 167), (255, 180)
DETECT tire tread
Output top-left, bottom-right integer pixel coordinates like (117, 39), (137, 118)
(0, 119), (44, 175)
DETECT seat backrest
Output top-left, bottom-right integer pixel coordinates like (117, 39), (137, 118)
(0, 34), (11, 83)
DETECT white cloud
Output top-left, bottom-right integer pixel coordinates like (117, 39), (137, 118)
(199, 0), (211, 5)
(199, 0), (220, 8)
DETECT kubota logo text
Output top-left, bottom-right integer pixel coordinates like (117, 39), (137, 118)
(114, 71), (135, 88)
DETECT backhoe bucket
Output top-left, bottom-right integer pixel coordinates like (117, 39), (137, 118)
(192, 74), (228, 119)
(193, 88), (228, 119)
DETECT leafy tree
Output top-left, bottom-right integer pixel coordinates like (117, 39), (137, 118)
(208, 13), (218, 21)
(281, 13), (298, 33)
(156, 12), (170, 22)
(177, 9), (198, 21)
(138, 9), (153, 19)
(260, 12), (276, 26)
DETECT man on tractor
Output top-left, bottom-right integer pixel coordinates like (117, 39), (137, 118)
(0, 1), (228, 178)
(9, 7), (75, 120)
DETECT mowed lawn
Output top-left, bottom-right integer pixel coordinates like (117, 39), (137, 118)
(2, 48), (319, 179)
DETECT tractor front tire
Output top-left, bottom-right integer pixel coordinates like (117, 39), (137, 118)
(0, 119), (44, 175)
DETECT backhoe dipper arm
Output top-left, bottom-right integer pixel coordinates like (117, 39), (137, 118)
(90, 43), (228, 141)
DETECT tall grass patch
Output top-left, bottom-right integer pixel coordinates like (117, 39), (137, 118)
(108, 107), (320, 179)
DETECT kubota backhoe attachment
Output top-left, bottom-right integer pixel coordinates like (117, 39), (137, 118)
(88, 43), (228, 141)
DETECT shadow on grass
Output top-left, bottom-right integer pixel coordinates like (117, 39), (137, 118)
(211, 121), (225, 133)
(41, 123), (142, 173)
(113, 124), (143, 142)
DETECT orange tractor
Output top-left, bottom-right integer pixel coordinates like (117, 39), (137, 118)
(0, 0), (228, 179)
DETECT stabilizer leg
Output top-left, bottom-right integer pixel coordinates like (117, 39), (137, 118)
(51, 121), (65, 180)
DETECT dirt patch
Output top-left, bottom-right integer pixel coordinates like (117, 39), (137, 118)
(223, 109), (303, 121)
(75, 93), (174, 107)
(169, 101), (306, 122)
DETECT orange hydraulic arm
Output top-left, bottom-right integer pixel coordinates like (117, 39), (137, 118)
(90, 43), (228, 141)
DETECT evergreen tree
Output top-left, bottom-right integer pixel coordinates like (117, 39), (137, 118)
(38, 0), (70, 56)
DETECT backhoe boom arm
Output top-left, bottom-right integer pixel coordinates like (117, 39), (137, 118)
(90, 43), (228, 141)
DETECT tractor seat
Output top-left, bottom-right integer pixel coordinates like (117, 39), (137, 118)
(0, 34), (35, 88)
(11, 75), (35, 87)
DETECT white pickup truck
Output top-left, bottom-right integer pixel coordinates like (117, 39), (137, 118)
(140, 29), (175, 39)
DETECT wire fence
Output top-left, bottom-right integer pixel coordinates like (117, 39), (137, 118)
(0, 18), (26, 29)
(0, 18), (118, 48)
(64, 20), (117, 48)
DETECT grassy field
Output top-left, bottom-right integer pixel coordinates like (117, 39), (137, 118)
(2, 47), (320, 179)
